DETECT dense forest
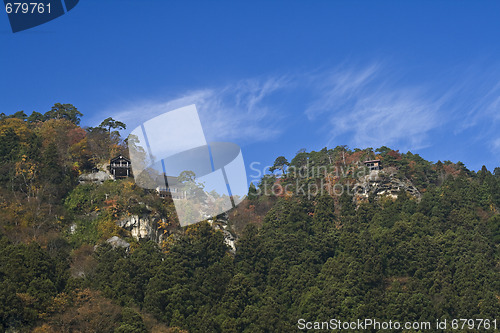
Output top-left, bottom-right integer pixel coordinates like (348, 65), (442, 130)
(0, 104), (499, 332)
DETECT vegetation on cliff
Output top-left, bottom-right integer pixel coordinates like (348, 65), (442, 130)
(0, 105), (499, 332)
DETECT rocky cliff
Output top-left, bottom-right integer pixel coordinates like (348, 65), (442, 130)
(117, 214), (166, 243)
(353, 168), (420, 203)
(78, 170), (112, 184)
(116, 212), (238, 252)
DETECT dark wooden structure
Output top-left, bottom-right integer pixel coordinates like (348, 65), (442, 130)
(364, 159), (381, 171)
(109, 155), (132, 179)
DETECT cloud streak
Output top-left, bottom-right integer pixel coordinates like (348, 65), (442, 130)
(101, 76), (290, 144)
(305, 65), (446, 150)
(447, 66), (500, 154)
(99, 61), (500, 157)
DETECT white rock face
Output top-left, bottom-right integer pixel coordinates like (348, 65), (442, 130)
(223, 229), (237, 253)
(78, 171), (112, 184)
(116, 213), (238, 253)
(353, 169), (420, 201)
(106, 236), (130, 249)
(118, 215), (155, 240)
(212, 213), (237, 253)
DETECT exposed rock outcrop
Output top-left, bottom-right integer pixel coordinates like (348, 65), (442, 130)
(117, 215), (166, 243)
(210, 213), (237, 253)
(353, 169), (420, 203)
(222, 229), (236, 253)
(78, 171), (112, 184)
(106, 236), (130, 249)
(116, 213), (238, 253)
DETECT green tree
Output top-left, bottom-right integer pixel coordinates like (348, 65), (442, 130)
(11, 111), (27, 120)
(27, 111), (44, 123)
(290, 149), (309, 170)
(99, 117), (127, 133)
(269, 156), (289, 175)
(114, 308), (147, 333)
(44, 103), (83, 125)
(247, 182), (258, 201)
(333, 145), (349, 165)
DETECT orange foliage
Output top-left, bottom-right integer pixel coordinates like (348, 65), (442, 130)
(387, 150), (402, 160)
(40, 289), (122, 332)
(67, 127), (86, 146)
(104, 198), (118, 209)
(36, 118), (78, 147)
(443, 164), (461, 177)
(345, 150), (365, 165)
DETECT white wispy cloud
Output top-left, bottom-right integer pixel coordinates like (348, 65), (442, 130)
(305, 64), (380, 120)
(97, 62), (500, 156)
(491, 138), (500, 152)
(448, 66), (500, 155)
(453, 78), (500, 132)
(99, 76), (290, 144)
(304, 65), (445, 150)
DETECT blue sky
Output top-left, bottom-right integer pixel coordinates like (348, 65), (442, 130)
(2, 1), (500, 181)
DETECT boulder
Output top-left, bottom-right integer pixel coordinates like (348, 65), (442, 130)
(106, 236), (130, 249)
(78, 171), (112, 184)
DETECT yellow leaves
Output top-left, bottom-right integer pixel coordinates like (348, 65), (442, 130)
(0, 117), (31, 140)
(36, 118), (78, 147)
(97, 215), (121, 240)
(72, 161), (82, 175)
(32, 324), (56, 333)
(47, 292), (71, 313)
(160, 234), (178, 254)
(157, 218), (172, 231)
(490, 203), (497, 213)
(71, 288), (95, 305)
(124, 179), (136, 190)
(56, 215), (65, 225)
(15, 154), (37, 179)
(16, 292), (36, 306)
(284, 190), (294, 199)
(185, 222), (203, 236)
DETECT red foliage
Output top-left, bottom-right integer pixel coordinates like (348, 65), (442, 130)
(67, 127), (87, 146)
(443, 164), (461, 177)
(387, 150), (402, 160)
(345, 151), (365, 165)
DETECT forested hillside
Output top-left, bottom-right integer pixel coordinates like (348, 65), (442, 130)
(0, 104), (499, 332)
